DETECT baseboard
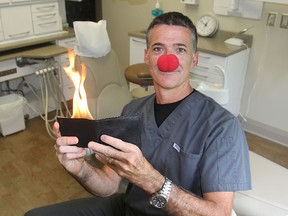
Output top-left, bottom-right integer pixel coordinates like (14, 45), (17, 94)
(243, 118), (288, 147)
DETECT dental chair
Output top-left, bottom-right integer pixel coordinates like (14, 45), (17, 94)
(124, 63), (154, 98)
(75, 49), (133, 119)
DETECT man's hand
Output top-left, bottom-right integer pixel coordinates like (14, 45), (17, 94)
(88, 135), (165, 195)
(53, 122), (87, 176)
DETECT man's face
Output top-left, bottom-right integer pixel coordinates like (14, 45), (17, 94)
(145, 24), (198, 91)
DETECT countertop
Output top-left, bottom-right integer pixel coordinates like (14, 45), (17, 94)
(0, 28), (75, 61)
(129, 30), (253, 57)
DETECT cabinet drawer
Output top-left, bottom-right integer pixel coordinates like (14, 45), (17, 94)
(31, 2), (59, 13)
(56, 53), (70, 64)
(198, 52), (226, 67)
(0, 32), (4, 41)
(0, 17), (2, 31)
(32, 11), (59, 22)
(190, 64), (225, 86)
(33, 17), (62, 35)
(11, 0), (32, 2)
(56, 37), (76, 49)
(1, 5), (34, 40)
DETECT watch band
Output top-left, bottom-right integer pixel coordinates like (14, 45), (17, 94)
(159, 177), (172, 199)
(149, 177), (172, 208)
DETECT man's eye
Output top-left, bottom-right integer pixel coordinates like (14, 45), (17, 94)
(177, 47), (186, 53)
(153, 47), (162, 52)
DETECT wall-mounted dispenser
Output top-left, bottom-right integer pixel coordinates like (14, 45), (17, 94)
(254, 0), (288, 4)
(213, 0), (263, 19)
(180, 0), (199, 5)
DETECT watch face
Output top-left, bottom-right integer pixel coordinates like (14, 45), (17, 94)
(150, 195), (167, 208)
(196, 14), (218, 37)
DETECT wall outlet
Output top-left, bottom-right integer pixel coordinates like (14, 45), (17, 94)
(267, 12), (277, 26)
(280, 13), (288, 29)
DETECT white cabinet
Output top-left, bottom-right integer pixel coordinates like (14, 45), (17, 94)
(191, 50), (250, 116)
(129, 36), (155, 96)
(0, 0), (63, 42)
(55, 37), (77, 101)
(1, 5), (34, 40)
(31, 2), (62, 35)
(129, 36), (146, 64)
(0, 15), (4, 41)
(191, 53), (226, 85)
(129, 34), (250, 116)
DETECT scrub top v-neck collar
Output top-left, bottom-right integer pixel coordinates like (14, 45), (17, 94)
(154, 90), (194, 127)
(142, 92), (199, 156)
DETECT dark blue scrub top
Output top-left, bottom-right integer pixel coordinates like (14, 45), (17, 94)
(121, 90), (251, 215)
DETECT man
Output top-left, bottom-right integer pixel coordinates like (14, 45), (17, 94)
(25, 12), (251, 216)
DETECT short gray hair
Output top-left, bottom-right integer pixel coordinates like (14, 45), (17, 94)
(146, 12), (198, 54)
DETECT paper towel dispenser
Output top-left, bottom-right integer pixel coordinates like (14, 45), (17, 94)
(213, 0), (263, 19)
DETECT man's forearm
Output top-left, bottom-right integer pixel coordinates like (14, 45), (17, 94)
(70, 161), (121, 197)
(164, 184), (233, 216)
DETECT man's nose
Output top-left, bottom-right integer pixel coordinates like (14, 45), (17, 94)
(157, 54), (179, 72)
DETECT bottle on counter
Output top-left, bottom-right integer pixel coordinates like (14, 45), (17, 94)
(151, 0), (163, 17)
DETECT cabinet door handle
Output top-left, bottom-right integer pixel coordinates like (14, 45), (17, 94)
(12, 0), (31, 3)
(132, 38), (146, 44)
(214, 64), (226, 88)
(190, 72), (208, 79)
(38, 21), (57, 27)
(9, 31), (30, 38)
(199, 55), (211, 60)
(195, 65), (210, 70)
(35, 5), (56, 11)
(37, 13), (57, 20)
(63, 40), (76, 47)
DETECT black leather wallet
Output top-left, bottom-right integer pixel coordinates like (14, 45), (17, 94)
(57, 116), (141, 148)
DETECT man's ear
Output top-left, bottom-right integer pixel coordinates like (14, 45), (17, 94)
(144, 49), (149, 64)
(191, 51), (199, 67)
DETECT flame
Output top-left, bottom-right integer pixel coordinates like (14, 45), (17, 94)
(64, 49), (93, 120)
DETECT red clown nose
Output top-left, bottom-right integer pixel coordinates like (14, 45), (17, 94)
(157, 54), (179, 72)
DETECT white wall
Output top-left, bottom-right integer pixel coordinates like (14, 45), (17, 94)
(102, 0), (288, 147)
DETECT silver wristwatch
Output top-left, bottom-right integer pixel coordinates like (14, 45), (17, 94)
(149, 177), (172, 208)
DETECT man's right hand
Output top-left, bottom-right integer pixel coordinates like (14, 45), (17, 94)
(53, 121), (87, 176)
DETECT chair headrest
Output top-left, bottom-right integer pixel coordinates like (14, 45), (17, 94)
(73, 20), (111, 58)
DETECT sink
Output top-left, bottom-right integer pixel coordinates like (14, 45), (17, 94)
(190, 79), (229, 105)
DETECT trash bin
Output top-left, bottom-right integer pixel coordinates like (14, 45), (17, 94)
(0, 94), (26, 136)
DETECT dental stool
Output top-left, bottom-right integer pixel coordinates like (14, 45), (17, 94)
(75, 49), (133, 119)
(124, 63), (154, 98)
